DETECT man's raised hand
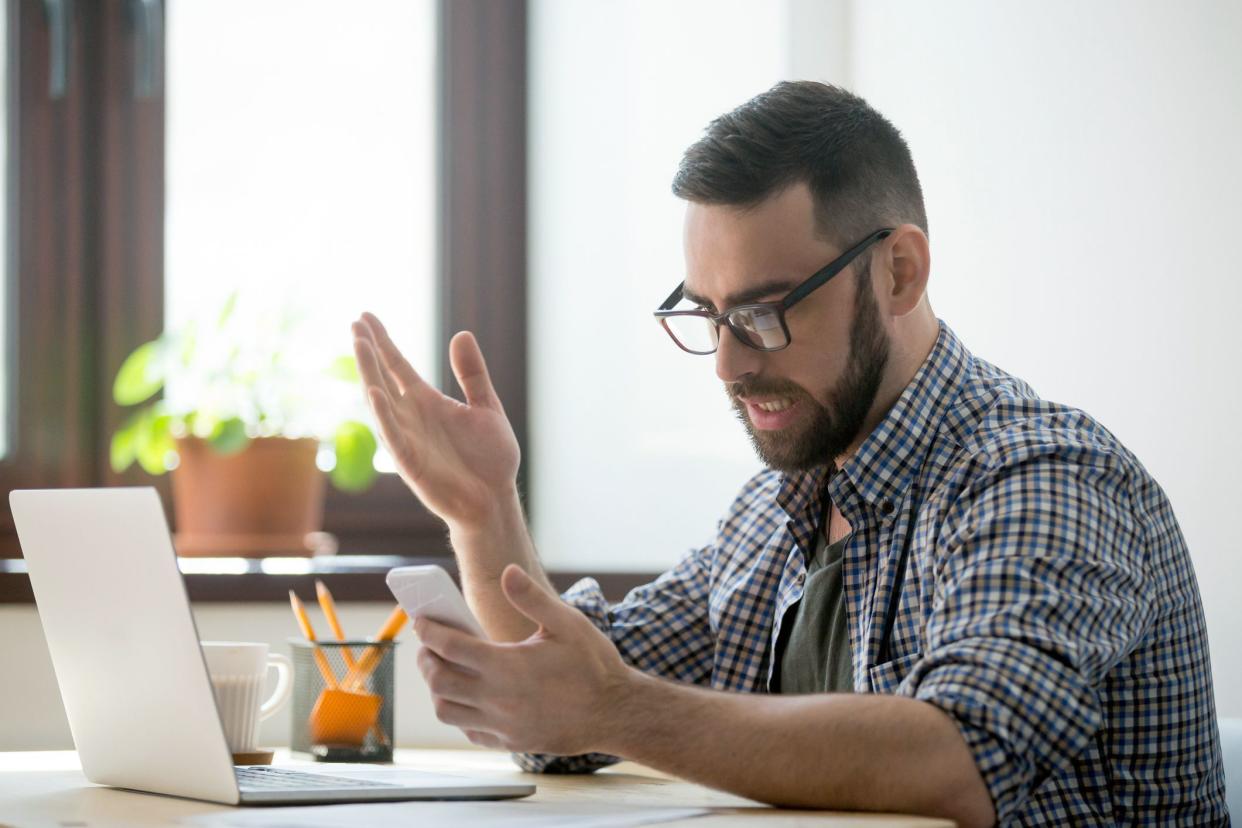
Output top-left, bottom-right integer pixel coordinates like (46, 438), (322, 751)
(351, 313), (521, 530)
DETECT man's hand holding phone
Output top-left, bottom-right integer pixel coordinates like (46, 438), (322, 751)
(407, 564), (634, 757)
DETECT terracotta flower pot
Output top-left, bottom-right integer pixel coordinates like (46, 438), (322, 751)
(171, 436), (328, 557)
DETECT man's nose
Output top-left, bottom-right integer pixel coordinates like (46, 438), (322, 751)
(715, 325), (761, 384)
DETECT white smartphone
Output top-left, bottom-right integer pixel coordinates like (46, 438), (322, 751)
(385, 565), (487, 639)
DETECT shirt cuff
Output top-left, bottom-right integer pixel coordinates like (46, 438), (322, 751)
(510, 751), (621, 774)
(903, 638), (1103, 822)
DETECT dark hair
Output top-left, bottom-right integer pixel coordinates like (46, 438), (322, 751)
(672, 81), (928, 251)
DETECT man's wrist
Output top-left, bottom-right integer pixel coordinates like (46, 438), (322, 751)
(446, 487), (550, 597)
(597, 667), (666, 759)
(447, 489), (527, 560)
(444, 483), (522, 531)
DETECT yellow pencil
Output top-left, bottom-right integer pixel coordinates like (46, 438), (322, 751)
(343, 605), (408, 691)
(289, 590), (339, 689)
(315, 580), (358, 671)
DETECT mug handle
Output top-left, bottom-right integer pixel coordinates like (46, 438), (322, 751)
(259, 653), (293, 721)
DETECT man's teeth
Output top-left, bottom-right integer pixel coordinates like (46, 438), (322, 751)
(756, 399), (793, 412)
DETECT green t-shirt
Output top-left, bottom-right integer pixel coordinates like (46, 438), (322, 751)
(777, 532), (853, 695)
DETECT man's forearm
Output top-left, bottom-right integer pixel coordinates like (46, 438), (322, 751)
(449, 488), (554, 642)
(598, 670), (995, 828)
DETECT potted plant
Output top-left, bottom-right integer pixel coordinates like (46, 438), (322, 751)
(110, 294), (379, 557)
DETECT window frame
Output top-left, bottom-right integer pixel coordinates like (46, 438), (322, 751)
(0, 0), (108, 557)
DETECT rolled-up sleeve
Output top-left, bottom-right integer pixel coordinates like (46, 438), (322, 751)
(514, 543), (717, 773)
(897, 446), (1157, 822)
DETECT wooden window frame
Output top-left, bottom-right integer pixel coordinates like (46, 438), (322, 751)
(0, 0), (529, 559)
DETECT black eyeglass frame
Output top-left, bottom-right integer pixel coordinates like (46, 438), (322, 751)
(653, 227), (894, 355)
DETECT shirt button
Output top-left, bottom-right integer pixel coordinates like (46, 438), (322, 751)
(795, 573), (806, 587)
(880, 500), (896, 516)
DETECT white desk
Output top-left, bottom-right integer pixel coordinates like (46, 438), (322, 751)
(0, 749), (954, 827)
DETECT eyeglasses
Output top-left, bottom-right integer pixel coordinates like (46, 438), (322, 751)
(653, 228), (893, 355)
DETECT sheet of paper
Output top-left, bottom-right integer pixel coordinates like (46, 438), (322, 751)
(185, 801), (706, 828)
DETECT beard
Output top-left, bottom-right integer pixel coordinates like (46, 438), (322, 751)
(727, 270), (890, 473)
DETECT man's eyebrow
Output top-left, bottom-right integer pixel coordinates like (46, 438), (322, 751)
(680, 280), (799, 310)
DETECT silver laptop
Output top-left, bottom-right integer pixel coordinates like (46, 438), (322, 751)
(10, 487), (534, 805)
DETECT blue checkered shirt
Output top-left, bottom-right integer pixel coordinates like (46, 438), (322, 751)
(515, 322), (1228, 825)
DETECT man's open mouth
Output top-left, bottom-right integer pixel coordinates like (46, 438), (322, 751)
(753, 398), (794, 412)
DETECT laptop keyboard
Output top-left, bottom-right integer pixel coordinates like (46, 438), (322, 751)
(235, 765), (401, 791)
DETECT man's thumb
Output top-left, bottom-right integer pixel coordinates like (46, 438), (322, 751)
(449, 331), (503, 412)
(501, 565), (564, 632)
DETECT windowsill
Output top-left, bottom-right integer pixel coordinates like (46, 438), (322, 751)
(0, 556), (654, 604)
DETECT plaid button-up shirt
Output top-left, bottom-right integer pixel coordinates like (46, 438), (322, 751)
(516, 322), (1228, 825)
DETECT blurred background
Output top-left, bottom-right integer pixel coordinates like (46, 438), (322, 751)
(1, 0), (1239, 749)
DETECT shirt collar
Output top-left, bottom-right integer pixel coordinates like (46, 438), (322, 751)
(775, 320), (968, 533)
(775, 464), (830, 552)
(834, 319), (968, 521)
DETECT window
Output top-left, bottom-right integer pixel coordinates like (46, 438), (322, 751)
(0, 0), (528, 559)
(164, 0), (438, 397)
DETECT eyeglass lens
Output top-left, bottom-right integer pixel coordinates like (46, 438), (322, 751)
(729, 306), (785, 349)
(662, 314), (719, 354)
(663, 305), (786, 354)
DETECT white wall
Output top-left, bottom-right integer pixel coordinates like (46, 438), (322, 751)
(527, 0), (789, 574)
(529, 0), (1242, 715)
(837, 0), (1242, 716)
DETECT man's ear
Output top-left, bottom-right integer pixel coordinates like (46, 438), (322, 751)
(878, 224), (931, 317)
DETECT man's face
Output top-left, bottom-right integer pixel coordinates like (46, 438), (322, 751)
(681, 183), (890, 472)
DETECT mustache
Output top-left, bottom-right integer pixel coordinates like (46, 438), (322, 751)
(726, 377), (809, 402)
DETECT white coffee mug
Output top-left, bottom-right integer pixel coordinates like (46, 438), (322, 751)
(201, 641), (292, 754)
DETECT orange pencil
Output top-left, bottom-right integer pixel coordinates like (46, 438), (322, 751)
(289, 590), (339, 689)
(375, 604), (409, 641)
(315, 580), (358, 671)
(343, 605), (408, 691)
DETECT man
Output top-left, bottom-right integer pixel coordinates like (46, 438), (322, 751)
(352, 82), (1227, 826)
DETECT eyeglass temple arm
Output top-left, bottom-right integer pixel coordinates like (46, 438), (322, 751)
(780, 228), (894, 308)
(657, 227), (893, 314)
(658, 283), (685, 311)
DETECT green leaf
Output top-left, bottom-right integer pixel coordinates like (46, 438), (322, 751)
(134, 410), (175, 476)
(327, 355), (360, 383)
(331, 420), (378, 492)
(113, 341), (165, 406)
(109, 410), (145, 473)
(208, 417), (250, 455)
(178, 323), (198, 367)
(217, 290), (239, 329)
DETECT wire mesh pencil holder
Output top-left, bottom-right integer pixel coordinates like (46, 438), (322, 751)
(289, 638), (396, 763)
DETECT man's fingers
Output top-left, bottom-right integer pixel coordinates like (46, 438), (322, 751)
(362, 387), (412, 466)
(416, 642), (506, 750)
(414, 617), (494, 673)
(354, 332), (427, 470)
(463, 729), (503, 749)
(416, 646), (482, 704)
(449, 331), (503, 412)
(352, 332), (400, 403)
(500, 564), (571, 635)
(360, 313), (425, 394)
(430, 697), (489, 731)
